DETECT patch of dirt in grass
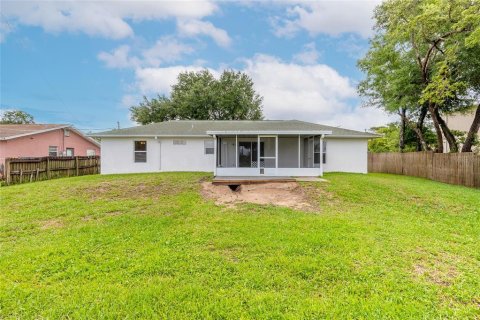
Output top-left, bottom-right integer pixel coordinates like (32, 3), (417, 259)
(39, 219), (64, 230)
(412, 251), (460, 286)
(81, 211), (124, 221)
(201, 182), (319, 212)
(78, 181), (182, 201)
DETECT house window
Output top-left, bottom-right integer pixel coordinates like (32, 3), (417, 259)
(134, 141), (147, 162)
(64, 128), (70, 137)
(322, 140), (327, 164)
(173, 139), (186, 145)
(204, 140), (214, 154)
(86, 149), (96, 156)
(313, 138), (327, 165)
(314, 137), (320, 166)
(48, 146), (58, 157)
(66, 148), (74, 156)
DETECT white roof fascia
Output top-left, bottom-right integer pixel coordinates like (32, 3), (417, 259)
(206, 130), (333, 135)
(91, 134), (210, 138)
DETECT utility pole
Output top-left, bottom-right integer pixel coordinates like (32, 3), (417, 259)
(117, 121), (120, 130)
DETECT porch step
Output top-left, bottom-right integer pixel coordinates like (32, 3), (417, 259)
(212, 176), (296, 185)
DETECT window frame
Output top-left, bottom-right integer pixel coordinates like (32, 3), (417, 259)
(66, 148), (75, 156)
(48, 146), (58, 157)
(204, 140), (214, 155)
(322, 140), (327, 164)
(173, 139), (187, 145)
(134, 140), (147, 163)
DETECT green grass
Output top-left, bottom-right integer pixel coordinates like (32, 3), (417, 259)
(1, 172), (479, 319)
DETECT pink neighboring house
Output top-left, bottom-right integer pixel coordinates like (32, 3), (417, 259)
(0, 124), (100, 175)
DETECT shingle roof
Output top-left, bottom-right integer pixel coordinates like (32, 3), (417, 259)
(0, 124), (68, 140)
(92, 120), (378, 138)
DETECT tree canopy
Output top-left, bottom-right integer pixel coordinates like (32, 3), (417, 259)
(0, 110), (35, 124)
(359, 0), (480, 152)
(130, 70), (264, 125)
(368, 122), (436, 152)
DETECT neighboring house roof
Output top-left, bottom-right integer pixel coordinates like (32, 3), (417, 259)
(0, 124), (100, 146)
(91, 120), (379, 138)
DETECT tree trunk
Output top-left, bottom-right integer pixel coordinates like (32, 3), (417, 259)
(429, 104), (444, 153)
(399, 108), (406, 152)
(435, 108), (458, 152)
(462, 104), (480, 152)
(414, 105), (429, 151)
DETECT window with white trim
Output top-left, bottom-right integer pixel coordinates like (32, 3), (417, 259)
(134, 141), (147, 162)
(173, 139), (186, 145)
(204, 140), (214, 154)
(48, 146), (58, 157)
(86, 149), (96, 156)
(314, 137), (320, 166)
(322, 140), (327, 164)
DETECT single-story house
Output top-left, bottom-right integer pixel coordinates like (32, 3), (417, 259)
(0, 124), (100, 176)
(92, 120), (377, 177)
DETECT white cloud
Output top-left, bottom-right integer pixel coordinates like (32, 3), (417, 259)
(98, 37), (193, 69)
(272, 0), (380, 38)
(142, 37), (194, 66)
(177, 19), (231, 47)
(121, 94), (139, 108)
(1, 1), (218, 40)
(135, 66), (219, 94)
(130, 54), (390, 130)
(98, 45), (141, 69)
(0, 19), (14, 43)
(293, 42), (320, 65)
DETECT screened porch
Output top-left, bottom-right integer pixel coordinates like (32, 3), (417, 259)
(212, 134), (327, 177)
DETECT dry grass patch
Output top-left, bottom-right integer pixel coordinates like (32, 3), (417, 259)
(39, 219), (65, 230)
(201, 181), (319, 211)
(72, 180), (184, 201)
(412, 251), (460, 286)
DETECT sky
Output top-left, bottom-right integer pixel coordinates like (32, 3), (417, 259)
(0, 0), (393, 133)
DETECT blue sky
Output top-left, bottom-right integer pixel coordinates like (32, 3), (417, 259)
(0, 1), (391, 132)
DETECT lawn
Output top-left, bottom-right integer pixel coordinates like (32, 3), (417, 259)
(1, 172), (479, 319)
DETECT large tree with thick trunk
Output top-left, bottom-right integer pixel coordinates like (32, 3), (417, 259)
(358, 0), (480, 152)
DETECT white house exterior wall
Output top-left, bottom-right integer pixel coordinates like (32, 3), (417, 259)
(101, 137), (162, 174)
(160, 137), (214, 172)
(101, 137), (214, 174)
(323, 138), (368, 173)
(101, 136), (369, 175)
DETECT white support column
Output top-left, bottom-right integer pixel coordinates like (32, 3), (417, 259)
(298, 135), (301, 168)
(235, 134), (238, 168)
(275, 135), (278, 169)
(213, 135), (217, 176)
(319, 134), (324, 176)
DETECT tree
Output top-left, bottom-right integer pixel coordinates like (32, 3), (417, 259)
(0, 110), (35, 124)
(130, 70), (264, 125)
(359, 0), (480, 152)
(368, 122), (436, 153)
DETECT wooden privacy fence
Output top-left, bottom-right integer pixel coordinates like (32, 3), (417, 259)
(3, 156), (100, 185)
(368, 152), (480, 188)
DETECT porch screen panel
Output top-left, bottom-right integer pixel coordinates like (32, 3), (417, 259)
(260, 137), (276, 168)
(278, 137), (299, 168)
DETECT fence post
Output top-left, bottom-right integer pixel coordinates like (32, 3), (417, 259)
(46, 157), (51, 179)
(75, 156), (79, 176)
(5, 158), (11, 185)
